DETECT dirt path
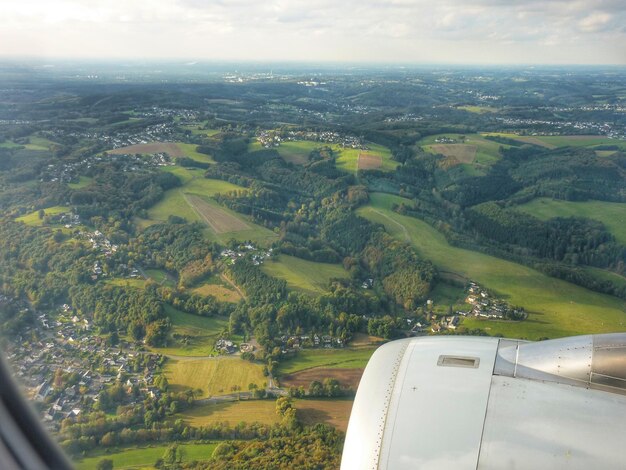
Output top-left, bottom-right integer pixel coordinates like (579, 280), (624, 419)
(370, 208), (410, 242)
(220, 273), (246, 300)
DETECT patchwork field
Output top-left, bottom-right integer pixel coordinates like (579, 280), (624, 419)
(297, 398), (353, 432)
(357, 152), (382, 170)
(150, 306), (229, 357)
(357, 192), (626, 339)
(420, 133), (504, 167)
(165, 357), (266, 397)
(276, 347), (377, 376)
(261, 255), (349, 294)
(185, 195), (250, 233)
(335, 143), (397, 173)
(145, 174), (277, 246)
(514, 198), (626, 244)
(280, 367), (364, 390)
(457, 105), (499, 114)
(75, 442), (218, 470)
(179, 400), (279, 427)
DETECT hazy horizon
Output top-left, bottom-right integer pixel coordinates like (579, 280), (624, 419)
(1, 0), (625, 66)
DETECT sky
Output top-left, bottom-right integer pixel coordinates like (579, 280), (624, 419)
(1, 0), (625, 65)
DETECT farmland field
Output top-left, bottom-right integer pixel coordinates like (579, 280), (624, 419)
(165, 357), (266, 397)
(280, 367), (364, 390)
(481, 132), (626, 150)
(179, 400), (279, 427)
(335, 143), (396, 173)
(457, 105), (499, 114)
(357, 192), (626, 339)
(357, 152), (382, 170)
(514, 198), (626, 244)
(261, 255), (349, 293)
(296, 398), (353, 432)
(420, 133), (504, 167)
(185, 194), (250, 233)
(75, 442), (218, 470)
(276, 347), (377, 375)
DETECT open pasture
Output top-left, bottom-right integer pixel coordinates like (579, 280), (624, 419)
(276, 347), (377, 375)
(75, 442), (218, 470)
(515, 198), (626, 244)
(357, 192), (626, 340)
(185, 195), (250, 233)
(150, 306), (229, 357)
(261, 255), (349, 294)
(165, 357), (266, 398)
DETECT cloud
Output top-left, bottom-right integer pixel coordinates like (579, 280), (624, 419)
(0, 0), (623, 64)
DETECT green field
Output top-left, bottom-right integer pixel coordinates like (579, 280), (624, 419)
(275, 140), (321, 164)
(420, 133), (505, 167)
(145, 269), (176, 287)
(192, 275), (242, 303)
(68, 176), (93, 189)
(335, 143), (397, 173)
(515, 198), (626, 244)
(481, 132), (626, 150)
(179, 400), (279, 427)
(276, 347), (377, 375)
(357, 192), (626, 339)
(106, 278), (147, 289)
(146, 175), (277, 246)
(75, 442), (218, 470)
(150, 305), (229, 357)
(176, 142), (215, 164)
(261, 255), (349, 294)
(165, 357), (266, 397)
(16, 205), (70, 226)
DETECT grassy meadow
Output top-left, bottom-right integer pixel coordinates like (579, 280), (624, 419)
(276, 347), (377, 375)
(75, 442), (218, 470)
(165, 357), (266, 397)
(515, 197), (626, 244)
(178, 400), (279, 427)
(420, 133), (505, 167)
(16, 205), (70, 226)
(150, 305), (229, 357)
(261, 255), (349, 294)
(357, 192), (626, 339)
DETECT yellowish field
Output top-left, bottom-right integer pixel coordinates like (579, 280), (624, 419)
(185, 195), (250, 233)
(296, 399), (354, 432)
(192, 281), (242, 303)
(178, 400), (279, 427)
(16, 206), (70, 226)
(165, 357), (266, 397)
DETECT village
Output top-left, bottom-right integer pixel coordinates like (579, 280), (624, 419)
(2, 297), (164, 433)
(255, 129), (368, 150)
